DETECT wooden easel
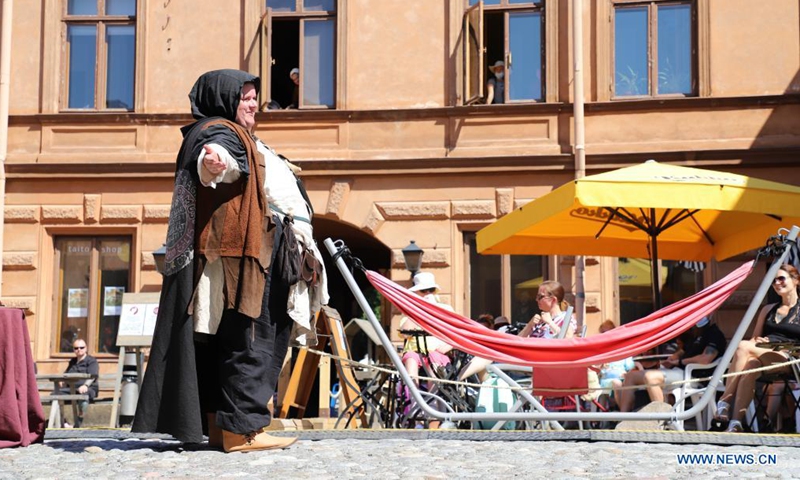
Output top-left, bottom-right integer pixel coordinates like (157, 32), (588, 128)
(279, 306), (367, 428)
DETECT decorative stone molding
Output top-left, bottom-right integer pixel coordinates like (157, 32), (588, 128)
(84, 194), (101, 224)
(4, 206), (40, 223)
(141, 252), (157, 270)
(514, 198), (533, 210)
(495, 188), (514, 217)
(451, 200), (495, 219)
(42, 205), (82, 224)
(3, 252), (36, 270)
(325, 179), (352, 219)
(0, 297), (35, 315)
(362, 205), (385, 235)
(585, 292), (601, 313)
(143, 205), (171, 223)
(100, 205), (142, 223)
(392, 248), (449, 268)
(376, 202), (450, 220)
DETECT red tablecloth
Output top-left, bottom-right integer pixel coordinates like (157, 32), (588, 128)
(0, 307), (46, 448)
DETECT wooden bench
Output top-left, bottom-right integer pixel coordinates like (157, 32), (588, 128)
(36, 373), (91, 427)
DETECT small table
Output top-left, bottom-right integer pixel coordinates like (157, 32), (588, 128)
(36, 373), (91, 428)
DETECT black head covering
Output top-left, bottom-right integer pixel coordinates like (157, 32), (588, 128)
(189, 69), (260, 121)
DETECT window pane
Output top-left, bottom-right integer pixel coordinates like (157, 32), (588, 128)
(465, 4), (482, 103)
(97, 239), (131, 354)
(57, 239), (92, 353)
(509, 0), (541, 4)
(471, 0), (501, 5)
(615, 7), (648, 96)
(510, 255), (545, 325)
(67, 25), (97, 109)
(267, 0), (296, 12)
(304, 0), (335, 11)
(508, 12), (542, 101)
(68, 0), (98, 15)
(106, 0), (136, 16)
(467, 233), (502, 320)
(302, 19), (335, 107)
(106, 25), (135, 109)
(657, 4), (692, 95)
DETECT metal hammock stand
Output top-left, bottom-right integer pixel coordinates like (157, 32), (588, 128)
(322, 225), (799, 426)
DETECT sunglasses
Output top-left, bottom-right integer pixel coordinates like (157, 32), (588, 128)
(536, 293), (553, 300)
(773, 276), (788, 284)
(73, 346), (86, 350)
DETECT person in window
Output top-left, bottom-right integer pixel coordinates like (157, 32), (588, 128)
(485, 60), (505, 105)
(59, 325), (78, 353)
(712, 264), (800, 433)
(519, 280), (577, 339)
(55, 339), (98, 428)
(617, 316), (726, 413)
(285, 67), (300, 109)
(132, 69), (328, 453)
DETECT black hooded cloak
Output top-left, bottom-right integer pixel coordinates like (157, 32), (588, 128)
(132, 70), (263, 443)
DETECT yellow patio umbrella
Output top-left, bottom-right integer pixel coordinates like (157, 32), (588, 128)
(478, 160), (800, 307)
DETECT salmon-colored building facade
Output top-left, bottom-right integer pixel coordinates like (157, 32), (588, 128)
(2, 0), (799, 379)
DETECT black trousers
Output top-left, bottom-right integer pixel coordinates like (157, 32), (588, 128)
(213, 268), (291, 434)
(195, 218), (293, 435)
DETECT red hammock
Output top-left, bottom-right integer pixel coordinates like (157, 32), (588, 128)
(366, 261), (753, 368)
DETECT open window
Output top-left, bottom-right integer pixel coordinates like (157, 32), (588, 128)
(463, 2), (484, 105)
(462, 0), (545, 105)
(260, 0), (337, 110)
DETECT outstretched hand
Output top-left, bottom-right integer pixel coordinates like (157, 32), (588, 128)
(202, 145), (225, 175)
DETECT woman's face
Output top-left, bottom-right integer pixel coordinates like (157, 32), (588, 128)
(772, 269), (797, 296)
(536, 286), (556, 309)
(235, 83), (258, 132)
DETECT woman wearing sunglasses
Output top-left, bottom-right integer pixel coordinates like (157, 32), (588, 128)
(712, 264), (800, 432)
(519, 280), (577, 339)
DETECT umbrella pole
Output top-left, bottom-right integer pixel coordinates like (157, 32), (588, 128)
(649, 209), (663, 310)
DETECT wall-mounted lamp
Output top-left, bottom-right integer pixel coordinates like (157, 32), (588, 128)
(401, 240), (424, 279)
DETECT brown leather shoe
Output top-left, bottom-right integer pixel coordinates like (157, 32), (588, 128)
(222, 429), (297, 453)
(207, 413), (223, 449)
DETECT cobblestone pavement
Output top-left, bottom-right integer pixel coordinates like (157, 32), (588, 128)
(1, 430), (799, 479)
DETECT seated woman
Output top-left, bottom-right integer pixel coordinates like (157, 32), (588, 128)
(399, 272), (454, 385)
(713, 264), (800, 432)
(597, 320), (640, 409)
(519, 280), (577, 339)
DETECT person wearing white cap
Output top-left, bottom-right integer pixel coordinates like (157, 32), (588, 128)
(485, 60), (505, 105)
(399, 272), (455, 388)
(286, 68), (300, 109)
(618, 316), (726, 413)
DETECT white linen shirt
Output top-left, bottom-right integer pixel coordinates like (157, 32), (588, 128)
(192, 140), (329, 344)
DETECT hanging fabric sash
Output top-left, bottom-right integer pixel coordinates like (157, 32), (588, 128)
(366, 261), (753, 368)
